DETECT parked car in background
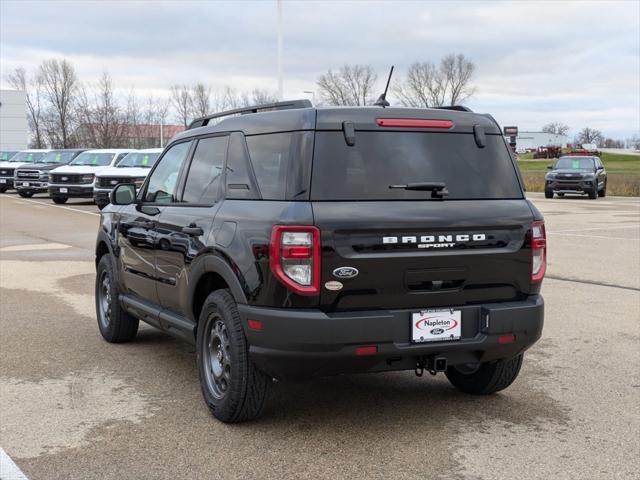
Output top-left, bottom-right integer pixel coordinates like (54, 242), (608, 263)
(48, 149), (133, 204)
(0, 149), (50, 193)
(545, 155), (607, 199)
(14, 149), (87, 198)
(93, 148), (162, 209)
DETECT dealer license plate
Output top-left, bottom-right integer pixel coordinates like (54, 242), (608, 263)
(59, 187), (68, 193)
(22, 182), (30, 187)
(411, 309), (462, 343)
(0, 179), (6, 183)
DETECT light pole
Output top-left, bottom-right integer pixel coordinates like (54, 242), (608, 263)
(277, 0), (283, 100)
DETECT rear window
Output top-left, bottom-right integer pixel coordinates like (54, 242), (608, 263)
(311, 132), (523, 200)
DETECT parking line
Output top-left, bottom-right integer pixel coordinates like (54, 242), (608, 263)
(3, 195), (99, 217)
(548, 232), (636, 240)
(0, 448), (29, 480)
(554, 225), (640, 233)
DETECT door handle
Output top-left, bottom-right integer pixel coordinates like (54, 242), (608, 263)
(182, 223), (203, 236)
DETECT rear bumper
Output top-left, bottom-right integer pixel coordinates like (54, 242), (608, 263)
(238, 295), (544, 380)
(48, 184), (94, 198)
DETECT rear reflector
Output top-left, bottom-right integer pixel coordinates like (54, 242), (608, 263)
(498, 334), (516, 345)
(355, 345), (377, 356)
(247, 319), (263, 331)
(376, 118), (453, 129)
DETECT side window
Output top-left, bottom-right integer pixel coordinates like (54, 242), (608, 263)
(182, 136), (229, 204)
(144, 141), (191, 203)
(245, 133), (291, 200)
(226, 132), (259, 200)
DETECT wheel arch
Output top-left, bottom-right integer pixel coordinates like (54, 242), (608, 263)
(190, 255), (249, 324)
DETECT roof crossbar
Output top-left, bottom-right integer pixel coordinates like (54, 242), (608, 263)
(188, 99), (313, 129)
(435, 105), (473, 112)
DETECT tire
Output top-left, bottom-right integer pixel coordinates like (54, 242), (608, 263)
(18, 191), (34, 198)
(196, 289), (271, 423)
(95, 255), (139, 343)
(0, 186), (8, 193)
(52, 196), (68, 204)
(588, 187), (597, 199)
(598, 180), (607, 197)
(544, 189), (553, 199)
(445, 354), (523, 395)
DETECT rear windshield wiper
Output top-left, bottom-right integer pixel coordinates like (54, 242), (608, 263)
(389, 182), (449, 199)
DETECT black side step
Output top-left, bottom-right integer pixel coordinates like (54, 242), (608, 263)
(120, 294), (196, 344)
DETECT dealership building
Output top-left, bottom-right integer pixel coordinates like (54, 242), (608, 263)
(509, 131), (569, 150)
(0, 89), (28, 150)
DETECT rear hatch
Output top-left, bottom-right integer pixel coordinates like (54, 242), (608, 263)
(311, 108), (536, 311)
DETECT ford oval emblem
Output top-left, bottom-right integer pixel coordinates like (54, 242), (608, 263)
(61, 176), (68, 181)
(333, 266), (359, 279)
(430, 328), (445, 335)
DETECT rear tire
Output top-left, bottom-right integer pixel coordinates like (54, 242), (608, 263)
(52, 196), (68, 204)
(18, 191), (34, 198)
(95, 255), (139, 343)
(445, 354), (523, 395)
(544, 189), (553, 199)
(196, 289), (271, 423)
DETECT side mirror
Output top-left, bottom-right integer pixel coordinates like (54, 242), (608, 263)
(597, 165), (604, 170)
(110, 183), (137, 205)
(547, 165), (553, 170)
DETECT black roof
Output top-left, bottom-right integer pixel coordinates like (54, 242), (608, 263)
(171, 102), (501, 142)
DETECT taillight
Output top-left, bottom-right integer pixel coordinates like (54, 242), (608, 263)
(531, 220), (546, 282)
(269, 225), (320, 296)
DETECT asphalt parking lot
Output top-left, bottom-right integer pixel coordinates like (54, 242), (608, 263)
(1, 192), (639, 480)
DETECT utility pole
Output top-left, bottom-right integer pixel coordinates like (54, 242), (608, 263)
(277, 0), (283, 100)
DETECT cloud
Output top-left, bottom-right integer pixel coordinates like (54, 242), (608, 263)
(1, 0), (638, 138)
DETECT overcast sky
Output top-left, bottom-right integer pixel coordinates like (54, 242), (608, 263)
(1, 0), (638, 139)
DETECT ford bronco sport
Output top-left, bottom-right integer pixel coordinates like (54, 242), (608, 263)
(95, 100), (546, 423)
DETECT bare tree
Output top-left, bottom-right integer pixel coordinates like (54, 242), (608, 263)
(6, 67), (46, 148)
(440, 53), (476, 106)
(317, 65), (378, 106)
(393, 54), (476, 107)
(628, 134), (640, 150)
(575, 127), (604, 146)
(541, 122), (570, 136)
(393, 62), (446, 107)
(142, 95), (171, 147)
(248, 88), (278, 106)
(39, 58), (78, 147)
(190, 83), (211, 118)
(170, 84), (192, 127)
(75, 72), (126, 148)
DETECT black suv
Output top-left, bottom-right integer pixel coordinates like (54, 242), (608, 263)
(95, 100), (546, 422)
(545, 155), (607, 199)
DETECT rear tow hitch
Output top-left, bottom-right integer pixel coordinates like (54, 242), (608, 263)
(416, 356), (448, 376)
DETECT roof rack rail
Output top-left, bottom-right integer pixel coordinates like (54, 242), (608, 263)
(188, 99), (313, 129)
(435, 105), (473, 112)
